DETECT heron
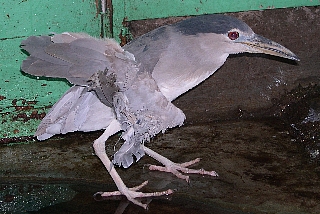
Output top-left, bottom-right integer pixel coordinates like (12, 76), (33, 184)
(20, 14), (299, 208)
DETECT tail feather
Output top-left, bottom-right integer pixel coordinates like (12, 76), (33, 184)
(35, 86), (115, 140)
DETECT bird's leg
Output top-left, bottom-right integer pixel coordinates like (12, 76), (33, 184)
(144, 146), (218, 182)
(93, 120), (173, 209)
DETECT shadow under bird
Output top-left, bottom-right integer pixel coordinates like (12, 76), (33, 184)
(20, 14), (299, 208)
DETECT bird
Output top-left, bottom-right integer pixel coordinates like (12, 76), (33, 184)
(20, 14), (299, 209)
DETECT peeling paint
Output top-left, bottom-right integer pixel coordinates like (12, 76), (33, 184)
(12, 111), (46, 123)
(0, 136), (36, 145)
(118, 17), (131, 46)
(1, 97), (50, 139)
(8, 98), (48, 123)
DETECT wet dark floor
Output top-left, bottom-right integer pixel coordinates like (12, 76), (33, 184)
(0, 183), (246, 214)
(1, 118), (319, 213)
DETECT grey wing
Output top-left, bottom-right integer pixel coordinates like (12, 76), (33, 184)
(21, 36), (72, 79)
(123, 26), (171, 75)
(21, 33), (121, 86)
(21, 33), (139, 140)
(36, 86), (115, 140)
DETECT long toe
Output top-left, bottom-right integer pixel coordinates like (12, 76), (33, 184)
(95, 181), (174, 209)
(148, 157), (219, 182)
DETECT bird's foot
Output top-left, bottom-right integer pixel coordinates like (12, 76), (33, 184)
(144, 146), (218, 182)
(148, 158), (218, 182)
(94, 181), (174, 209)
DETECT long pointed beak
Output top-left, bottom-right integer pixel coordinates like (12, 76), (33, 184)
(240, 34), (300, 61)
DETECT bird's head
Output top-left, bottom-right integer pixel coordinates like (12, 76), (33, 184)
(174, 14), (300, 61)
(223, 27), (300, 61)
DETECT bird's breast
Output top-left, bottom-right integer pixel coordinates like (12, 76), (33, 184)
(145, 32), (229, 101)
(151, 52), (228, 101)
(153, 67), (217, 101)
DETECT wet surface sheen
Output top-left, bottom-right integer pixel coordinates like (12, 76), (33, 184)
(1, 119), (319, 213)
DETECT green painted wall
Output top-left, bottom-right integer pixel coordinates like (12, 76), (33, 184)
(112, 0), (320, 43)
(1, 0), (320, 139)
(0, 0), (101, 139)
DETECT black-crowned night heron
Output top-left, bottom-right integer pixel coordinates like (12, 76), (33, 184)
(20, 14), (299, 208)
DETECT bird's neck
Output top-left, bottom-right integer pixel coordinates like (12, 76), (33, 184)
(152, 33), (229, 101)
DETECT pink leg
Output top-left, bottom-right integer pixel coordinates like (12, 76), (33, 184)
(93, 120), (173, 209)
(144, 146), (218, 182)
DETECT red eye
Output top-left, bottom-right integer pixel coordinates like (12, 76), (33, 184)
(228, 31), (239, 40)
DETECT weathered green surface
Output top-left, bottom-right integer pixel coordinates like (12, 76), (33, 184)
(1, 0), (320, 139)
(0, 0), (101, 139)
(112, 0), (320, 41)
(121, 0), (320, 21)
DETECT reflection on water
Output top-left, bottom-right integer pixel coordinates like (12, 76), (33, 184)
(0, 183), (76, 214)
(0, 182), (245, 214)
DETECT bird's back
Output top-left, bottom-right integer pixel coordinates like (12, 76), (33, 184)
(124, 26), (171, 76)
